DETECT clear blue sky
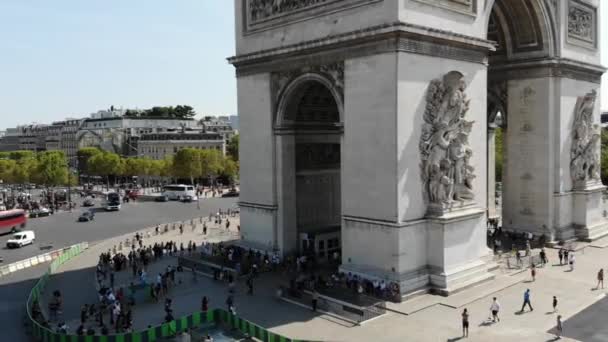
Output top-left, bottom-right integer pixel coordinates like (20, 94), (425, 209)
(0, 1), (236, 129)
(0, 1), (606, 131)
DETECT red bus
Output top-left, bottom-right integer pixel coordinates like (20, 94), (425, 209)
(0, 209), (27, 234)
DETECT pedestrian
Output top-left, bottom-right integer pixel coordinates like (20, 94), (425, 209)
(201, 296), (209, 312)
(597, 268), (604, 289)
(490, 297), (500, 323)
(311, 290), (319, 312)
(461, 308), (469, 338)
(556, 315), (563, 339)
(110, 271), (115, 289)
(525, 240), (531, 257)
(531, 264), (536, 282)
(520, 289), (533, 312)
(558, 248), (563, 265)
(564, 249), (569, 265)
(80, 304), (88, 324)
(569, 252), (575, 271)
(516, 250), (522, 268)
(247, 277), (254, 295)
(540, 248), (547, 267)
(553, 296), (558, 313)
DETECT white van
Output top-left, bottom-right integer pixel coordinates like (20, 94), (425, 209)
(6, 230), (35, 248)
(162, 185), (198, 201)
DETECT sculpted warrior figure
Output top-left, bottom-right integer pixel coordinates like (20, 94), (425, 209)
(570, 90), (600, 184)
(420, 71), (475, 210)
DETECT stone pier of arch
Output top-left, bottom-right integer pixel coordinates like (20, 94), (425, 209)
(230, 0), (605, 296)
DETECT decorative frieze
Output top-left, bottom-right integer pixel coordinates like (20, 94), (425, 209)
(571, 90), (600, 188)
(412, 0), (477, 16)
(567, 0), (597, 49)
(245, 0), (381, 33)
(419, 71), (476, 216)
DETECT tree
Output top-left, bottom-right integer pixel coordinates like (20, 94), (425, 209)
(200, 149), (224, 185)
(9, 150), (36, 161)
(495, 127), (503, 183)
(36, 151), (68, 187)
(88, 152), (121, 189)
(11, 152), (38, 185)
(173, 148), (202, 185)
(601, 129), (608, 185)
(221, 157), (239, 184)
(227, 134), (239, 162)
(0, 159), (16, 184)
(77, 147), (102, 176)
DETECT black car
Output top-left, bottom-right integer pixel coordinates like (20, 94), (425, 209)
(82, 199), (95, 207)
(78, 211), (95, 222)
(155, 195), (169, 202)
(29, 208), (51, 218)
(222, 190), (239, 198)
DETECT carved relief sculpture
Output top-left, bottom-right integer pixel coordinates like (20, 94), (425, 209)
(568, 6), (593, 40)
(567, 0), (596, 48)
(250, 0), (337, 22)
(571, 90), (600, 187)
(420, 71), (475, 214)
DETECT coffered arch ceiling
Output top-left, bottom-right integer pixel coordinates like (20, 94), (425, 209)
(487, 0), (557, 64)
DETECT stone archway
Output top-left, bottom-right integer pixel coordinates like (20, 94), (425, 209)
(274, 74), (343, 258)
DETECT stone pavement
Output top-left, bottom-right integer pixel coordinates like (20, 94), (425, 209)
(44, 234), (608, 341)
(41, 212), (240, 331)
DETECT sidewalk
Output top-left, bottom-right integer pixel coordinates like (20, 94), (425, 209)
(44, 233), (608, 341)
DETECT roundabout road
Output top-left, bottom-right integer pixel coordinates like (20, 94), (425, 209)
(0, 197), (238, 265)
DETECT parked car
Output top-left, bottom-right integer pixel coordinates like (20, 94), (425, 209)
(222, 190), (239, 198)
(78, 211), (95, 222)
(82, 198), (95, 207)
(6, 230), (35, 248)
(29, 208), (51, 218)
(155, 195), (169, 202)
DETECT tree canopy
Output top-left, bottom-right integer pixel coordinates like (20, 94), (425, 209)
(124, 105), (196, 119)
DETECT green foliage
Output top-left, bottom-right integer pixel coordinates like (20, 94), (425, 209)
(601, 129), (608, 185)
(495, 127), (503, 182)
(36, 151), (68, 186)
(9, 150), (36, 161)
(173, 148), (202, 182)
(77, 147), (102, 175)
(0, 159), (16, 183)
(140, 105), (196, 119)
(227, 134), (239, 162)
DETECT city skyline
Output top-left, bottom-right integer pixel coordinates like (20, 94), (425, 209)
(0, 1), (607, 131)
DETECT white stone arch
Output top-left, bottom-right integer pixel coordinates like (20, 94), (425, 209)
(483, 0), (558, 60)
(274, 72), (344, 129)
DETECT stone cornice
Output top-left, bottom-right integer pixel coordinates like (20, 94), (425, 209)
(228, 21), (496, 73)
(489, 58), (606, 84)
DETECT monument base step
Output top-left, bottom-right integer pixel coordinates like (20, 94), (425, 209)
(576, 221), (608, 242)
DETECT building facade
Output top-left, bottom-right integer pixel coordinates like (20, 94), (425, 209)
(0, 128), (21, 152)
(138, 131), (226, 160)
(230, 0), (604, 296)
(77, 116), (200, 156)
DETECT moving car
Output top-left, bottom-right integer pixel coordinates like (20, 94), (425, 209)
(6, 230), (35, 248)
(222, 190), (240, 198)
(29, 207), (51, 218)
(155, 195), (169, 202)
(82, 198), (95, 207)
(78, 211), (95, 222)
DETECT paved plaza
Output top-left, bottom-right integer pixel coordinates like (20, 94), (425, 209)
(34, 226), (608, 341)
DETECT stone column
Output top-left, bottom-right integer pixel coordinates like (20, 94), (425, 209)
(487, 124), (497, 220)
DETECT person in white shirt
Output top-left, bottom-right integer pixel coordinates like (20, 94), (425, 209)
(490, 297), (501, 322)
(569, 253), (576, 271)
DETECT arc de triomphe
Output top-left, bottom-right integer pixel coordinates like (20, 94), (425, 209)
(229, 0), (604, 295)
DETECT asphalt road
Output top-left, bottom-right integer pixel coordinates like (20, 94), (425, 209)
(558, 294), (608, 342)
(0, 197), (238, 264)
